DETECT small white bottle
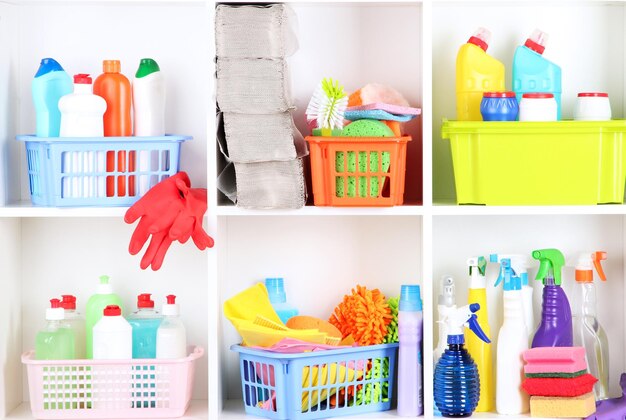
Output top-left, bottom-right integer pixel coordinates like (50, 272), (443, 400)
(156, 295), (187, 359)
(60, 295), (86, 359)
(93, 305), (132, 359)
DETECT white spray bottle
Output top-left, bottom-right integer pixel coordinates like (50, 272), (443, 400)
(434, 276), (456, 362)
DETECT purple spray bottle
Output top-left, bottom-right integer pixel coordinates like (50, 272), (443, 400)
(531, 248), (573, 347)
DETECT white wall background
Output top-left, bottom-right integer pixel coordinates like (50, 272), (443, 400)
(433, 215), (625, 398)
(432, 2), (626, 202)
(218, 215), (422, 401)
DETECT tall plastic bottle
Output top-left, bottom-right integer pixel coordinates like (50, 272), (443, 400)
(265, 278), (299, 324)
(94, 60), (132, 197)
(397, 284), (423, 416)
(456, 28), (506, 121)
(434, 304), (491, 417)
(434, 276), (456, 362)
(60, 295), (85, 359)
(573, 251), (610, 400)
(85, 275), (124, 359)
(36, 299), (75, 360)
(491, 258), (529, 415)
(127, 293), (163, 359)
(531, 249), (573, 348)
(465, 256), (493, 413)
(32, 58), (73, 137)
(133, 58), (166, 195)
(93, 305), (132, 359)
(512, 29), (562, 120)
(156, 295), (187, 359)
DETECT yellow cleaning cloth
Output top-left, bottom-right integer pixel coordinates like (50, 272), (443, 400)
(299, 362), (363, 411)
(224, 283), (284, 330)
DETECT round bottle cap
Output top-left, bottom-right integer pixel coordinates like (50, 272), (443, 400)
(265, 278), (286, 303)
(136, 58), (161, 78)
(103, 305), (122, 316)
(46, 299), (65, 321)
(103, 60), (121, 73)
(578, 92), (609, 98)
(35, 58), (65, 77)
(60, 295), (76, 310)
(97, 275), (113, 294)
(467, 27), (491, 52)
(524, 29), (549, 55)
(73, 73), (92, 84)
(162, 295), (179, 316)
(522, 93), (554, 99)
(137, 293), (154, 308)
(400, 284), (422, 311)
(483, 91), (516, 98)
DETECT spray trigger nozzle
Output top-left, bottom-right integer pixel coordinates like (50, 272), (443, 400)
(445, 303), (490, 345)
(593, 251), (607, 281)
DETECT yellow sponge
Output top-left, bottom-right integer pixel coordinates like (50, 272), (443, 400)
(530, 393), (596, 418)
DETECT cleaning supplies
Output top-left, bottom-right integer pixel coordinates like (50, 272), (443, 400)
(456, 27), (505, 121)
(285, 315), (342, 343)
(127, 293), (163, 359)
(512, 29), (562, 119)
(588, 373), (626, 420)
(93, 305), (132, 359)
(434, 275), (456, 362)
(60, 295), (85, 359)
(465, 256), (493, 413)
(32, 58), (73, 137)
(94, 60), (132, 197)
(156, 295), (187, 359)
(59, 74), (107, 137)
(491, 257), (530, 415)
(306, 78), (348, 136)
(348, 83), (410, 107)
(532, 248), (573, 348)
(530, 393), (596, 418)
(523, 346), (587, 375)
(397, 284), (423, 416)
(518, 93), (558, 121)
(434, 303), (491, 417)
(490, 253), (533, 337)
(264, 277), (299, 324)
(574, 93), (612, 121)
(480, 91), (519, 121)
(36, 299), (75, 360)
(573, 251), (610, 400)
(85, 275), (123, 358)
(384, 296), (400, 343)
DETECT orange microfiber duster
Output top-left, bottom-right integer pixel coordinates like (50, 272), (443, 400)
(329, 285), (393, 346)
(522, 374), (598, 397)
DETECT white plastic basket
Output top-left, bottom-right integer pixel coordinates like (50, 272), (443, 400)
(22, 346), (203, 419)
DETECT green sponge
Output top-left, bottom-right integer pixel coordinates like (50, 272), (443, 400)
(341, 119), (394, 137)
(525, 370), (588, 379)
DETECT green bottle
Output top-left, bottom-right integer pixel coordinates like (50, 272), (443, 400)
(85, 275), (123, 359)
(36, 298), (75, 360)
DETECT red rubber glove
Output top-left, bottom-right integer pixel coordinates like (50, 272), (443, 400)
(125, 172), (189, 270)
(169, 179), (214, 250)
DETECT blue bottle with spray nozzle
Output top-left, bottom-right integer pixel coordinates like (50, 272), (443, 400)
(434, 303), (491, 417)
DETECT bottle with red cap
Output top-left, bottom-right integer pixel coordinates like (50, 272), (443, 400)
(36, 299), (75, 360)
(127, 293), (163, 359)
(85, 275), (123, 359)
(92, 304), (132, 359)
(156, 295), (187, 359)
(60, 295), (85, 359)
(512, 29), (562, 119)
(456, 27), (505, 121)
(59, 73), (107, 137)
(573, 251), (610, 400)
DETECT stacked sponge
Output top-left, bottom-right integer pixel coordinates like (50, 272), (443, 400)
(522, 347), (597, 418)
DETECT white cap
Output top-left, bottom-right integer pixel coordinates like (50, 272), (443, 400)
(97, 275), (113, 294)
(46, 299), (65, 321)
(162, 294), (180, 316)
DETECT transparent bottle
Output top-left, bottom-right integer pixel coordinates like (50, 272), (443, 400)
(573, 251), (610, 400)
(156, 295), (187, 359)
(36, 299), (75, 360)
(127, 293), (162, 359)
(60, 295), (85, 359)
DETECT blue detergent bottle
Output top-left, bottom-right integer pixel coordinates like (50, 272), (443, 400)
(265, 278), (298, 324)
(32, 58), (73, 137)
(434, 303), (491, 418)
(127, 294), (162, 358)
(512, 29), (562, 119)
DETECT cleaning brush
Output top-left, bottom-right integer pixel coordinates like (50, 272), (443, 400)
(306, 77), (348, 136)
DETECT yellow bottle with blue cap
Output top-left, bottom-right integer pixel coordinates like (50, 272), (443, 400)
(465, 256), (493, 412)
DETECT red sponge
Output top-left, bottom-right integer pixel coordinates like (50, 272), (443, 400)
(522, 374), (598, 397)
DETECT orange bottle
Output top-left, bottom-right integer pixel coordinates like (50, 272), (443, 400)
(94, 60), (133, 197)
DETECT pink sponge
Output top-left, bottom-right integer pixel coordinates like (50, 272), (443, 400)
(523, 346), (587, 374)
(522, 374), (598, 397)
(348, 83), (410, 108)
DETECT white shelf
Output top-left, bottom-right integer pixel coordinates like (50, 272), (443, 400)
(216, 205), (424, 217)
(5, 400), (208, 420)
(220, 400), (406, 419)
(432, 200), (626, 216)
(0, 202), (129, 218)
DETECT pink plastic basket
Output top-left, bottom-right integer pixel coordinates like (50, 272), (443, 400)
(22, 346), (203, 419)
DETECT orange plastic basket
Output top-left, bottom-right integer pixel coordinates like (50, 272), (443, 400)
(305, 136), (411, 206)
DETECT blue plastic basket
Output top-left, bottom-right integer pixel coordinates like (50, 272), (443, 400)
(231, 343), (398, 420)
(16, 135), (190, 207)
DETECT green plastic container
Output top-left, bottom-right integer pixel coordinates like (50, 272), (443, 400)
(85, 275), (123, 359)
(442, 120), (626, 205)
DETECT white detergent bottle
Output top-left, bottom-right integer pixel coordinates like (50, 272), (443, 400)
(493, 258), (529, 415)
(156, 295), (187, 359)
(93, 305), (132, 359)
(60, 295), (86, 359)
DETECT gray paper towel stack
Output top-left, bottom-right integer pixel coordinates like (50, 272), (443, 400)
(215, 4), (306, 209)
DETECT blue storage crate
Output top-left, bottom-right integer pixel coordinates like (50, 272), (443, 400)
(231, 343), (398, 420)
(16, 135), (190, 207)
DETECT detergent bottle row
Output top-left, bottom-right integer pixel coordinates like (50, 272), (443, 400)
(456, 28), (561, 120)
